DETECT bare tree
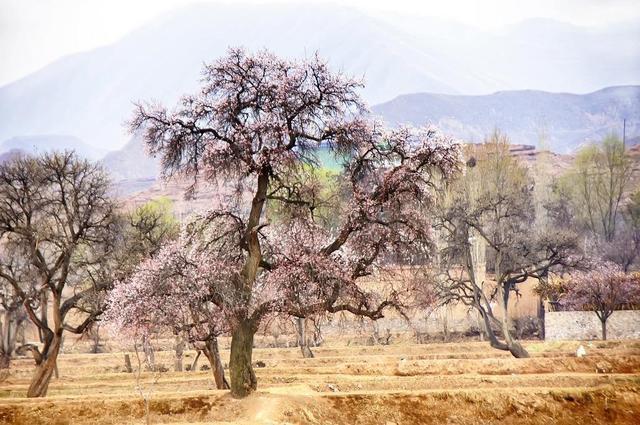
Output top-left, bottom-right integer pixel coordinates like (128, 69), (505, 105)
(560, 135), (633, 242)
(0, 152), (117, 397)
(199, 337), (230, 389)
(435, 133), (581, 358)
(602, 189), (640, 272)
(124, 197), (179, 263)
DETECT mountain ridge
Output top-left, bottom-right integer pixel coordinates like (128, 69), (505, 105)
(0, 2), (637, 152)
(1, 85), (636, 178)
(0, 134), (106, 160)
(372, 85), (640, 152)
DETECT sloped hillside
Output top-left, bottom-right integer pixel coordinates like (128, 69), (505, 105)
(373, 86), (640, 152)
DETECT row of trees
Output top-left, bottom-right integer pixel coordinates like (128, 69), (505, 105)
(1, 48), (638, 399)
(0, 49), (461, 398)
(433, 131), (640, 352)
(539, 134), (640, 339)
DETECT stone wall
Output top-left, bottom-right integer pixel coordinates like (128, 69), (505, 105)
(545, 310), (640, 341)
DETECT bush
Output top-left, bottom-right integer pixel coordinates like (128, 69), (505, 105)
(514, 316), (541, 339)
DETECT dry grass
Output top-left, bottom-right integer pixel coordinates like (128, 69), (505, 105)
(1, 339), (639, 424)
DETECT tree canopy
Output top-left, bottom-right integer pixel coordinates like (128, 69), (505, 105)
(110, 48), (461, 397)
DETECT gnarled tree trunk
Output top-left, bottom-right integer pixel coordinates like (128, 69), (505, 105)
(26, 333), (62, 397)
(202, 337), (229, 389)
(229, 321), (257, 398)
(228, 171), (266, 398)
(501, 314), (530, 358)
(473, 286), (528, 358)
(499, 284), (529, 359)
(504, 331), (530, 358)
(478, 308), (509, 351)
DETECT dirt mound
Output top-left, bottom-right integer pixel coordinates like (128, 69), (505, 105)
(1, 386), (639, 425)
(1, 340), (639, 424)
(303, 387), (640, 425)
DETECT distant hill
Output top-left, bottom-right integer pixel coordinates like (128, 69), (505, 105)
(0, 2), (637, 152)
(626, 136), (640, 147)
(0, 134), (106, 160)
(0, 149), (23, 164)
(103, 85), (640, 188)
(102, 135), (160, 197)
(102, 135), (159, 181)
(372, 86), (640, 152)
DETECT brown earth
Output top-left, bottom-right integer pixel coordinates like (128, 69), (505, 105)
(1, 339), (639, 424)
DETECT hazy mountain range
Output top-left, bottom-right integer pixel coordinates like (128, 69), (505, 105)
(0, 2), (638, 157)
(373, 86), (640, 152)
(0, 135), (106, 160)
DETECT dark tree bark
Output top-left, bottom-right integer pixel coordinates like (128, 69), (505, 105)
(229, 321), (257, 398)
(124, 354), (133, 373)
(506, 340), (530, 358)
(202, 337), (229, 390)
(26, 334), (62, 397)
(478, 309), (509, 351)
(595, 310), (613, 341)
(538, 298), (545, 340)
(190, 350), (201, 372)
(227, 172), (268, 397)
(498, 283), (530, 358)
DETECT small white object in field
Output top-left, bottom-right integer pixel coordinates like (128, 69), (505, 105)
(395, 357), (408, 376)
(576, 345), (587, 358)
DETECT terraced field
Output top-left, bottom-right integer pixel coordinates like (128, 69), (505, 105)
(1, 339), (639, 424)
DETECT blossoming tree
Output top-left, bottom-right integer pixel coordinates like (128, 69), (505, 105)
(561, 264), (640, 340)
(106, 213), (241, 389)
(120, 48), (460, 397)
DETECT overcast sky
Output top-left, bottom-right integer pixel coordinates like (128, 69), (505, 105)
(1, 0), (639, 86)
